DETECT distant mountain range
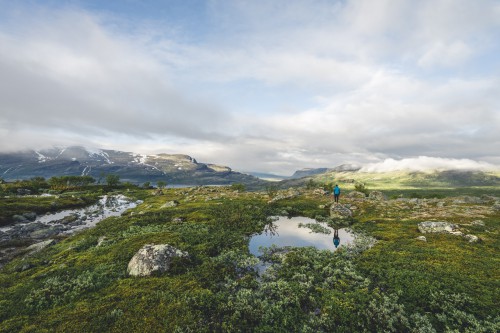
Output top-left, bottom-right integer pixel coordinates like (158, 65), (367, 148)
(1, 146), (499, 190)
(0, 146), (267, 188)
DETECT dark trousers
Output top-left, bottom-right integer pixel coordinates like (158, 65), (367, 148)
(334, 194), (339, 203)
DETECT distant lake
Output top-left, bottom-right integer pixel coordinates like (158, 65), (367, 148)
(249, 216), (355, 256)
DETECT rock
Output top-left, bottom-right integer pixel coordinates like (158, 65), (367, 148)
(97, 236), (107, 247)
(25, 239), (56, 254)
(471, 220), (485, 227)
(368, 191), (386, 201)
(464, 234), (479, 243)
(416, 236), (427, 242)
(453, 196), (482, 204)
(436, 201), (445, 208)
(493, 202), (500, 211)
(330, 203), (352, 220)
(127, 244), (189, 277)
(347, 191), (366, 199)
(313, 189), (328, 196)
(29, 225), (65, 239)
(12, 215), (28, 223)
(417, 221), (459, 234)
(23, 212), (37, 221)
(161, 201), (179, 208)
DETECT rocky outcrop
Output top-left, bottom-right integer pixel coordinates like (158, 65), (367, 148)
(330, 203), (352, 220)
(127, 244), (189, 277)
(417, 221), (459, 234)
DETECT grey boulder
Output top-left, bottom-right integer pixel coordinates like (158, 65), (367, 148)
(127, 244), (189, 277)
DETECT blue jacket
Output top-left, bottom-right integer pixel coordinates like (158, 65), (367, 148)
(334, 186), (340, 195)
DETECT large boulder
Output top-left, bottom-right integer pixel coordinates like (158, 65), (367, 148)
(347, 191), (366, 199)
(330, 203), (352, 220)
(25, 239), (56, 254)
(368, 191), (386, 201)
(127, 244), (189, 277)
(417, 221), (459, 234)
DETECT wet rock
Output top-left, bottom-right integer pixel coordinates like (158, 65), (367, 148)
(23, 212), (37, 221)
(464, 234), (479, 243)
(12, 215), (28, 223)
(127, 244), (189, 277)
(161, 201), (179, 208)
(26, 239), (56, 254)
(418, 221), (459, 234)
(416, 236), (427, 242)
(29, 225), (65, 239)
(368, 191), (386, 201)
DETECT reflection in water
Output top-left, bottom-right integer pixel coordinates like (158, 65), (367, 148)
(249, 216), (354, 256)
(333, 229), (340, 248)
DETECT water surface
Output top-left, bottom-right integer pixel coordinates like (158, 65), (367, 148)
(249, 216), (354, 256)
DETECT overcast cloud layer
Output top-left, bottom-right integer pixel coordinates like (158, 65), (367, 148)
(0, 0), (499, 175)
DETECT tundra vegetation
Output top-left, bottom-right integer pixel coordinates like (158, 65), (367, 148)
(0, 177), (499, 332)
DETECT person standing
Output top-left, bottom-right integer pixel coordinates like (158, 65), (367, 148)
(333, 184), (340, 203)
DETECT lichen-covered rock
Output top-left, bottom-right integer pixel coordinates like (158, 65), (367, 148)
(330, 203), (352, 220)
(464, 234), (479, 243)
(347, 191), (366, 199)
(127, 244), (189, 277)
(416, 236), (427, 242)
(471, 220), (485, 227)
(418, 221), (459, 234)
(161, 201), (179, 208)
(25, 239), (56, 254)
(368, 191), (386, 201)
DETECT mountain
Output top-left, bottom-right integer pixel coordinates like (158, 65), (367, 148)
(280, 165), (500, 189)
(0, 146), (267, 188)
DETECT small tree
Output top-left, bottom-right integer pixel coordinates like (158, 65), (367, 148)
(106, 174), (120, 188)
(306, 179), (316, 190)
(143, 182), (151, 188)
(231, 183), (246, 192)
(157, 181), (166, 189)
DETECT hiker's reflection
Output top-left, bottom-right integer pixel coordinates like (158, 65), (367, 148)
(333, 229), (340, 248)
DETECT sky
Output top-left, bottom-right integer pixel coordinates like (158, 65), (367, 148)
(0, 0), (499, 175)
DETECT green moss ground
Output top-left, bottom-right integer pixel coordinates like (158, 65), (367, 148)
(0, 186), (499, 332)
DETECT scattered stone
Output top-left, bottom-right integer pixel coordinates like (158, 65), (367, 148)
(161, 201), (179, 208)
(492, 202), (500, 211)
(153, 189), (164, 196)
(464, 234), (479, 243)
(416, 236), (427, 242)
(347, 191), (366, 199)
(25, 239), (56, 254)
(453, 196), (483, 204)
(368, 191), (386, 201)
(172, 217), (183, 223)
(436, 201), (445, 208)
(471, 220), (485, 227)
(127, 244), (189, 277)
(29, 225), (65, 239)
(417, 221), (459, 234)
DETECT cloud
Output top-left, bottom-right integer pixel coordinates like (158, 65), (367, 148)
(360, 157), (500, 172)
(0, 7), (231, 152)
(0, 1), (498, 174)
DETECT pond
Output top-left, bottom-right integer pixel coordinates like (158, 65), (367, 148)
(249, 216), (355, 257)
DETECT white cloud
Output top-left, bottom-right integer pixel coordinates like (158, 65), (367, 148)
(360, 157), (499, 172)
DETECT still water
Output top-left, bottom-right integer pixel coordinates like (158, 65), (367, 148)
(249, 216), (354, 256)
